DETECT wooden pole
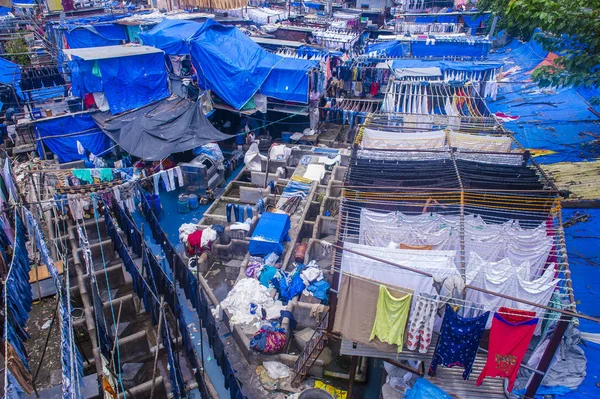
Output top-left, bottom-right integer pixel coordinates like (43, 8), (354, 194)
(149, 297), (165, 399)
(347, 356), (358, 399)
(523, 315), (571, 398)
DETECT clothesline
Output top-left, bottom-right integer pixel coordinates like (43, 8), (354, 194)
(322, 241), (589, 322)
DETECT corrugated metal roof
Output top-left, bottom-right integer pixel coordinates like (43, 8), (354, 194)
(340, 338), (507, 399)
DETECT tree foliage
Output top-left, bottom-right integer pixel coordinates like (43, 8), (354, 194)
(479, 0), (600, 89)
(5, 37), (30, 67)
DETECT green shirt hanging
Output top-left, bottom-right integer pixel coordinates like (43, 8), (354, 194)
(370, 285), (412, 352)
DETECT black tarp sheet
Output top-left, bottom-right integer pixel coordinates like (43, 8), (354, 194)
(92, 95), (230, 160)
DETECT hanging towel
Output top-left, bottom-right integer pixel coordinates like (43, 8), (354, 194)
(476, 307), (538, 391)
(175, 166), (185, 187)
(160, 170), (173, 192)
(167, 168), (176, 191)
(76, 140), (85, 155)
(99, 168), (114, 182)
(72, 169), (93, 184)
(153, 173), (161, 195)
(429, 304), (489, 380)
(112, 187), (121, 202)
(370, 285), (412, 351)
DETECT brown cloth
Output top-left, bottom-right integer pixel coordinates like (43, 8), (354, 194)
(3, 342), (34, 394)
(333, 274), (413, 352)
(400, 244), (433, 250)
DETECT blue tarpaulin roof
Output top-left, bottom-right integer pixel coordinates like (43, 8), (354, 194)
(390, 59), (502, 72)
(189, 19), (282, 110)
(249, 212), (291, 256)
(63, 23), (128, 49)
(366, 41), (410, 58)
(261, 58), (318, 103)
(34, 113), (111, 163)
(0, 56), (22, 99)
(411, 39), (491, 59)
(138, 19), (203, 55)
(67, 46), (169, 115)
(462, 14), (490, 29)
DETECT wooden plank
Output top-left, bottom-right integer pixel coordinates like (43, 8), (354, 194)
(29, 260), (63, 283)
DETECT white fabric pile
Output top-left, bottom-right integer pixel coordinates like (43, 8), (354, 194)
(269, 145), (292, 161)
(179, 223), (198, 244)
(217, 278), (276, 330)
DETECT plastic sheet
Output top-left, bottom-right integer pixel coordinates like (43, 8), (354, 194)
(189, 19), (282, 110)
(34, 113), (111, 163)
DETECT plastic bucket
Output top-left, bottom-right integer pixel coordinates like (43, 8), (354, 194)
(188, 193), (199, 210)
(145, 194), (162, 216)
(178, 194), (190, 213)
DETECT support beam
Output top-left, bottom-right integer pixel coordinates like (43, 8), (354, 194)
(523, 315), (571, 398)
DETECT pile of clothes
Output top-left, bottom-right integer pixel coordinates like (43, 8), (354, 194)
(179, 224), (217, 256)
(252, 257), (331, 305)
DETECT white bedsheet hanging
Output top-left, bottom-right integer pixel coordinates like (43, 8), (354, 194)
(362, 128), (446, 150)
(465, 252), (558, 333)
(341, 242), (459, 295)
(448, 131), (513, 152)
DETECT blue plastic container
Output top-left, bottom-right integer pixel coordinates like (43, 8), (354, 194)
(188, 193), (199, 210)
(178, 194), (190, 213)
(145, 194), (162, 217)
(282, 132), (293, 143)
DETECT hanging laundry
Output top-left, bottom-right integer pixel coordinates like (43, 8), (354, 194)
(99, 168), (114, 182)
(72, 169), (93, 184)
(152, 172), (161, 195)
(175, 166), (185, 187)
(476, 307), (538, 391)
(406, 294), (438, 353)
(429, 304), (489, 380)
(167, 168), (176, 190)
(493, 112), (520, 122)
(370, 285), (412, 351)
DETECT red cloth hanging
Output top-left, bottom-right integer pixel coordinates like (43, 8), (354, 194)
(476, 307), (538, 391)
(83, 93), (96, 109)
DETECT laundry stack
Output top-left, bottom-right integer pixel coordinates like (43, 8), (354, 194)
(330, 96), (575, 397)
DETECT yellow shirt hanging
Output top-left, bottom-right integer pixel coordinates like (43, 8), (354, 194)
(370, 285), (412, 352)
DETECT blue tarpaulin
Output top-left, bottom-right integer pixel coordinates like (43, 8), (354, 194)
(249, 212), (291, 256)
(366, 40), (410, 58)
(462, 14), (490, 28)
(189, 19), (282, 110)
(96, 52), (169, 114)
(0, 6), (10, 15)
(138, 19), (203, 55)
(411, 39), (491, 59)
(0, 56), (23, 99)
(391, 59), (502, 72)
(296, 45), (342, 59)
(261, 58), (318, 103)
(68, 50), (169, 114)
(63, 23), (128, 49)
(68, 57), (103, 97)
(438, 61), (502, 71)
(34, 113), (111, 163)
